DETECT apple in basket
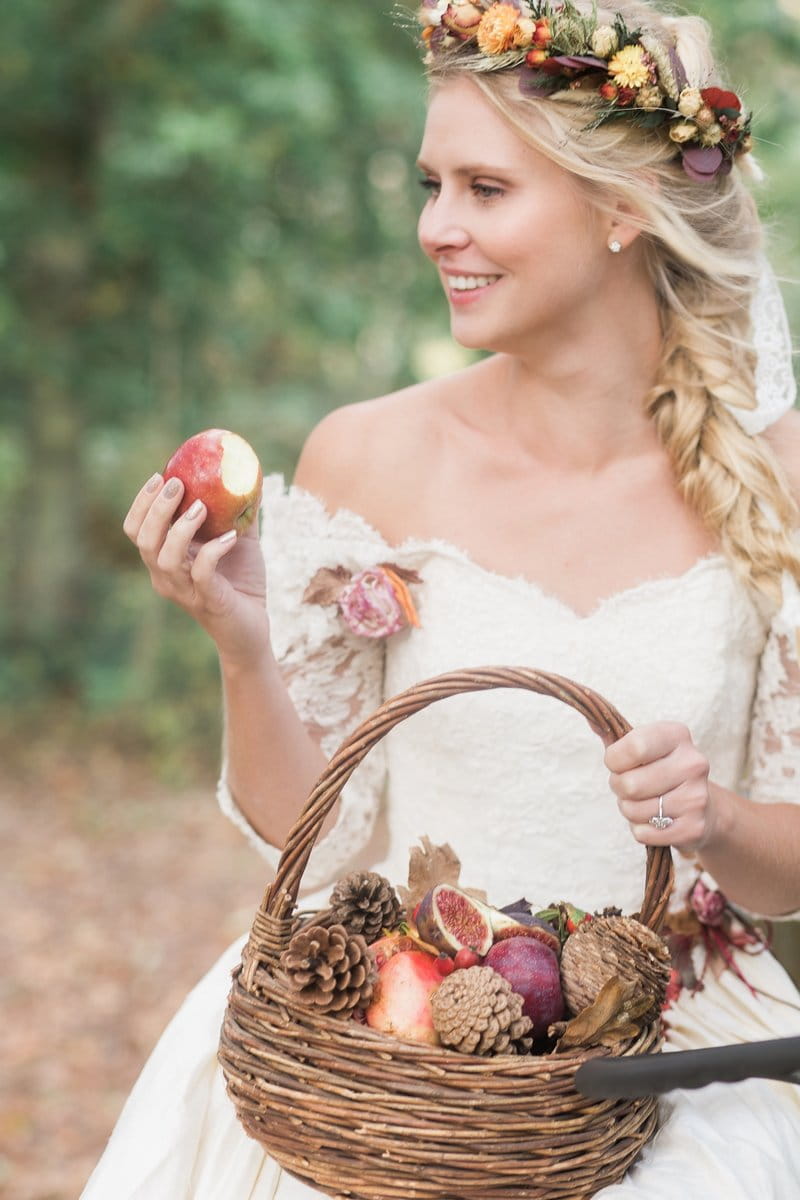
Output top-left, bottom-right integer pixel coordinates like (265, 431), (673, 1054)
(364, 950), (441, 1046)
(163, 429), (263, 541)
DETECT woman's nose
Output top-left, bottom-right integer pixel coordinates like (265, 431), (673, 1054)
(418, 197), (471, 257)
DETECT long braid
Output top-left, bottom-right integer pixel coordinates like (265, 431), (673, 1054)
(646, 280), (799, 604)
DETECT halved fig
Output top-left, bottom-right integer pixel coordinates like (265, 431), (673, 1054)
(487, 908), (561, 956)
(414, 884), (494, 956)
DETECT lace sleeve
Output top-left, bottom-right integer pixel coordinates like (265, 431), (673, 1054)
(748, 570), (800, 805)
(745, 574), (800, 918)
(217, 474), (390, 896)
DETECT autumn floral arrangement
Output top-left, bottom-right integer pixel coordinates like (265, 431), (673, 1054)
(415, 0), (752, 182)
(280, 837), (673, 1056)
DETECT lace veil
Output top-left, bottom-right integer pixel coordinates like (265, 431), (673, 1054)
(741, 257), (796, 435)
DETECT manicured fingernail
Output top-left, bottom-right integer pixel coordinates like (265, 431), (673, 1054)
(184, 499), (203, 520)
(219, 530), (237, 544)
(163, 478), (181, 498)
(145, 473), (162, 493)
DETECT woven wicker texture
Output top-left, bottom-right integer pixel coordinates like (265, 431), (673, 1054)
(219, 666), (674, 1199)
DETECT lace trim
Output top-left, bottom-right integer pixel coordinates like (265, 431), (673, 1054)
(217, 475), (392, 895)
(748, 568), (800, 812)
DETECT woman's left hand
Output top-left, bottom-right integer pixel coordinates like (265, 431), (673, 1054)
(604, 722), (717, 850)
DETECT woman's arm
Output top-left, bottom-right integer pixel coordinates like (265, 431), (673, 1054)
(124, 409), (389, 855)
(694, 786), (800, 916)
(218, 649), (328, 849)
(123, 470), (330, 850)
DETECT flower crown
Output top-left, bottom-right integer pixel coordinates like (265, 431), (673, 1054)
(416, 1), (753, 182)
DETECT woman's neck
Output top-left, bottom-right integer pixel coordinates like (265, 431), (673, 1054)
(474, 262), (665, 471)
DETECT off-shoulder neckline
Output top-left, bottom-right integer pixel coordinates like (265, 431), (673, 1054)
(268, 475), (733, 623)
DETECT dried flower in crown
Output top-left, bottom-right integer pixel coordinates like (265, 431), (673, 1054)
(304, 562), (422, 638)
(412, 1), (752, 182)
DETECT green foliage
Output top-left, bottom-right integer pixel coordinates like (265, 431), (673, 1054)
(0, 0), (438, 766)
(1, 1), (798, 771)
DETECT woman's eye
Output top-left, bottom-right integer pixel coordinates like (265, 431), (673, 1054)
(418, 176), (440, 196)
(473, 183), (503, 200)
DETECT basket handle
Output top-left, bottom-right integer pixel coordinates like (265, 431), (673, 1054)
(261, 666), (674, 944)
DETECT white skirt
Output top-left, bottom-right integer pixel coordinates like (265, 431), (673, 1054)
(81, 935), (800, 1200)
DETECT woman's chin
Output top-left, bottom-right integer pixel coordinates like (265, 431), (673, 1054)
(448, 319), (498, 353)
(449, 324), (512, 357)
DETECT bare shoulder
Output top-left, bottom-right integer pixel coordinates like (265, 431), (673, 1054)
(292, 378), (450, 537)
(762, 408), (800, 505)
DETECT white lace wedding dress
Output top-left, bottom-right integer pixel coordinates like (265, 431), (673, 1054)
(82, 475), (800, 1200)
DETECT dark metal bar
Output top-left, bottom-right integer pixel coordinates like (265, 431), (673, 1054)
(575, 1037), (800, 1098)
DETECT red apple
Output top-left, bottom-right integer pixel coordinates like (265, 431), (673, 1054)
(364, 950), (441, 1046)
(163, 429), (263, 541)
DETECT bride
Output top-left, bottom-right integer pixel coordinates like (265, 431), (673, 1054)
(86, 2), (800, 1196)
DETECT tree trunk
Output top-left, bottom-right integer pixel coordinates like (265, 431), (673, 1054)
(10, 378), (86, 654)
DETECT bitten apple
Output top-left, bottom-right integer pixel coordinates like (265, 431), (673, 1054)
(164, 429), (262, 541)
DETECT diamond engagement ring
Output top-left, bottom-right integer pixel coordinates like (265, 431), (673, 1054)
(649, 795), (674, 830)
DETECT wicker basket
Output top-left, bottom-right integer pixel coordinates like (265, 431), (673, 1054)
(219, 666), (674, 1200)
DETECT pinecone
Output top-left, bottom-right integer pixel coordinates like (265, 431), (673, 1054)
(328, 871), (403, 944)
(560, 915), (671, 1021)
(279, 923), (375, 1016)
(431, 966), (533, 1056)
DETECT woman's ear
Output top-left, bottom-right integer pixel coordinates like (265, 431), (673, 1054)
(605, 178), (657, 252)
(606, 199), (647, 253)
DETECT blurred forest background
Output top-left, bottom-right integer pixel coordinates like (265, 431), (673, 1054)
(2, 2), (800, 1197)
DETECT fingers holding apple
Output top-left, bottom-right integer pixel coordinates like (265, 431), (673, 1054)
(122, 471), (182, 550)
(123, 430), (269, 653)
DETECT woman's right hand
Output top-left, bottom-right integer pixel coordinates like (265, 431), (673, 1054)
(122, 472), (271, 667)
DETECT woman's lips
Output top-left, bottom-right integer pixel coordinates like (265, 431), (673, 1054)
(443, 273), (502, 304)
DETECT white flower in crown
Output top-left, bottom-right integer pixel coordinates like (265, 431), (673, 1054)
(590, 24), (619, 58)
(419, 0), (450, 27)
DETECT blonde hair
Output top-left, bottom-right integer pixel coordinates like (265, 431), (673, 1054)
(427, 0), (799, 604)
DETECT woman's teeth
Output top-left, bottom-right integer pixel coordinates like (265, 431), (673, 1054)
(448, 275), (499, 291)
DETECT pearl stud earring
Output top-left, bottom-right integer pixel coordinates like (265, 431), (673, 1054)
(608, 239), (622, 254)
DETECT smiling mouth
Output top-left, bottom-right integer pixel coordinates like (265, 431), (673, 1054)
(446, 274), (501, 291)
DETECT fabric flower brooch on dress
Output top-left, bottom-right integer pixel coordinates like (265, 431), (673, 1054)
(303, 563), (422, 638)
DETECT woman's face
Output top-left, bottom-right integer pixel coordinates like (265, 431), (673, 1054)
(417, 78), (612, 356)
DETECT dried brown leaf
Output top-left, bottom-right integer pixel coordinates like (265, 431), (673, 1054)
(303, 566), (352, 606)
(396, 836), (463, 909)
(378, 562), (423, 585)
(597, 1021), (643, 1047)
(550, 977), (652, 1050)
(664, 907), (703, 938)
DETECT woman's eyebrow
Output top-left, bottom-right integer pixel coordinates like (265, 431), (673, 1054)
(415, 159), (514, 177)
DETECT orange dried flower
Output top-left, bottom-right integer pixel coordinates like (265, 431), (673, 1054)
(476, 4), (521, 55)
(532, 18), (552, 48)
(525, 47), (549, 67)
